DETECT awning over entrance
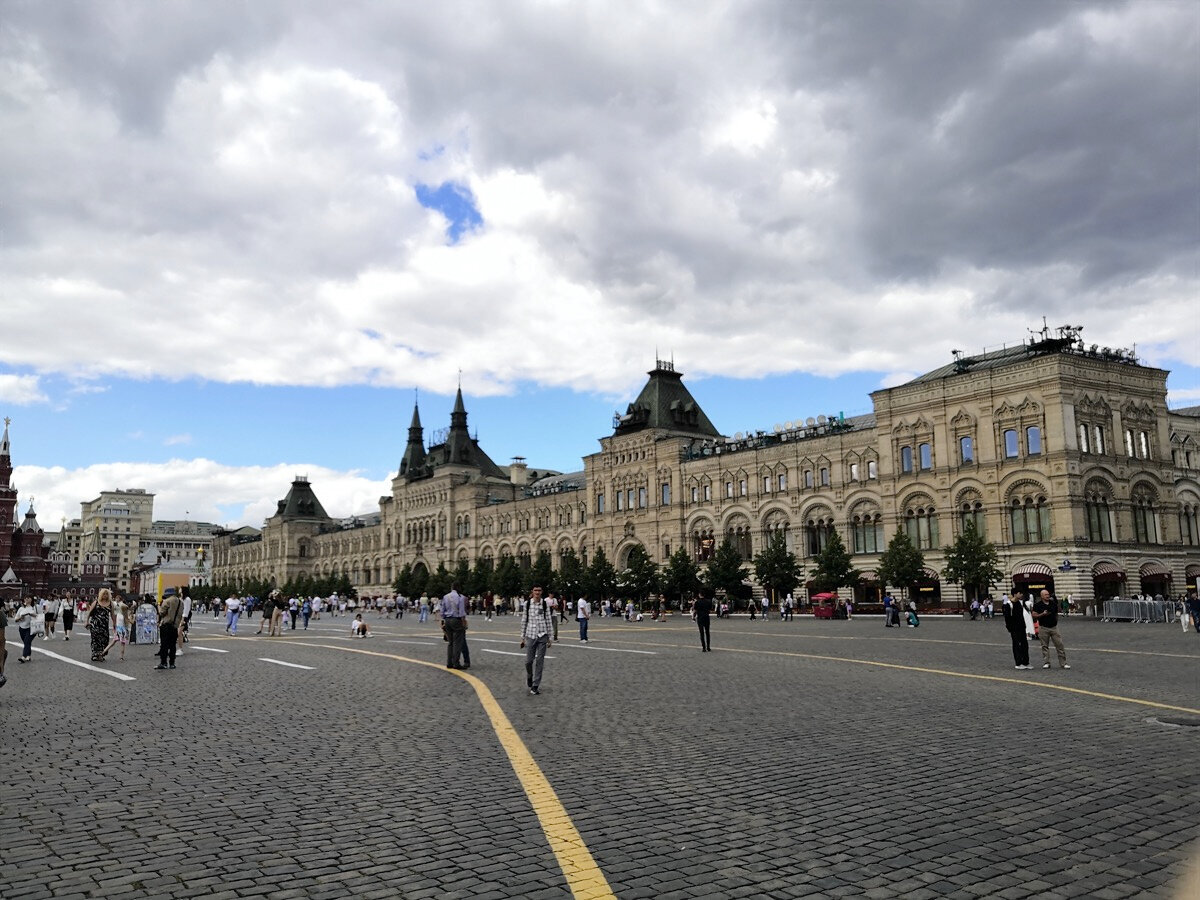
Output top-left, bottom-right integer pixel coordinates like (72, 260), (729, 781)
(1184, 564), (1200, 579)
(1139, 562), (1171, 577)
(858, 569), (879, 583)
(1012, 561), (1053, 576)
(919, 567), (940, 581)
(1092, 561), (1125, 577)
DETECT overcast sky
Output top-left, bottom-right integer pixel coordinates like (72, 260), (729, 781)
(2, 0), (1197, 530)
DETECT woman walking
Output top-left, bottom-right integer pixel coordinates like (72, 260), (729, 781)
(15, 597), (38, 663)
(59, 593), (75, 641)
(86, 588), (116, 661)
(105, 596), (130, 661)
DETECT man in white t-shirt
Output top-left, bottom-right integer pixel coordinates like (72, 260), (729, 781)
(576, 596), (591, 643)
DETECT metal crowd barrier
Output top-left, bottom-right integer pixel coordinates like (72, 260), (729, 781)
(1101, 599), (1176, 624)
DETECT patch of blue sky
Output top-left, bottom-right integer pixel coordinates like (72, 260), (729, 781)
(414, 180), (483, 243)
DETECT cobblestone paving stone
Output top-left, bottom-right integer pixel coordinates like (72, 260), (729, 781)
(3, 612), (1198, 898)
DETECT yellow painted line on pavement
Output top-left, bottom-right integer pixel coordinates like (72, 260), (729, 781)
(291, 641), (616, 900)
(634, 640), (1200, 716)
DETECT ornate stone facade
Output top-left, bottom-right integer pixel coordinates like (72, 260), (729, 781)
(212, 330), (1200, 604)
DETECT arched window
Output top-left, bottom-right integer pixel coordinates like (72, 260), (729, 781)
(904, 505), (938, 550)
(851, 510), (884, 554)
(959, 499), (986, 537)
(1179, 501), (1199, 547)
(805, 515), (835, 556)
(1131, 487), (1159, 544)
(1085, 482), (1114, 543)
(1009, 494), (1050, 544)
(960, 436), (974, 464)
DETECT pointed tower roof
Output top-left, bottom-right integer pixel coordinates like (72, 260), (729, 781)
(426, 390), (508, 479)
(614, 360), (720, 438)
(273, 476), (331, 520)
(399, 402), (429, 480)
(1, 417), (10, 457)
(21, 501), (43, 533)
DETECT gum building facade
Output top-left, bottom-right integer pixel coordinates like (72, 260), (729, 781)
(211, 328), (1200, 604)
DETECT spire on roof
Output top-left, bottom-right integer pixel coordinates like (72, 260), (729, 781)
(400, 399), (428, 480)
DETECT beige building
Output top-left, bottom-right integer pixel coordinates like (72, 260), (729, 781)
(64, 489), (219, 593)
(211, 327), (1200, 605)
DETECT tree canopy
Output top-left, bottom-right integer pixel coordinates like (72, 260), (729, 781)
(753, 532), (803, 601)
(877, 528), (925, 599)
(941, 519), (1003, 604)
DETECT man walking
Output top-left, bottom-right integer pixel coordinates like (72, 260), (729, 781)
(1032, 589), (1069, 669)
(440, 582), (468, 670)
(576, 595), (591, 643)
(693, 590), (713, 652)
(521, 584), (554, 694)
(156, 587), (184, 670)
(1003, 590), (1031, 669)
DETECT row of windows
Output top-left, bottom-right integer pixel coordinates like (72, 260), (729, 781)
(899, 428), (1044, 475)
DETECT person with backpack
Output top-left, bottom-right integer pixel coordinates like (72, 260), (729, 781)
(301, 597), (313, 630)
(520, 584), (555, 695)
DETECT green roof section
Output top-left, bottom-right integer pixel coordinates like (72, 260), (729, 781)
(614, 361), (721, 438)
(274, 476), (331, 520)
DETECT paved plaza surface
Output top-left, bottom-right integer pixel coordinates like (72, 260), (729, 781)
(3, 609), (1199, 899)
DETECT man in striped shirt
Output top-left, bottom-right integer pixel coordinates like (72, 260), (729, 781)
(520, 585), (554, 695)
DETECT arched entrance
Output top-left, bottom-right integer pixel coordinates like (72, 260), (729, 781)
(1011, 562), (1054, 596)
(1091, 561), (1125, 602)
(913, 567), (941, 605)
(1138, 562), (1170, 598)
(854, 570), (881, 606)
(1187, 564), (1200, 595)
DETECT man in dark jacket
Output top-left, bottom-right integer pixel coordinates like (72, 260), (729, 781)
(156, 588), (184, 670)
(1003, 590), (1031, 669)
(1032, 589), (1069, 669)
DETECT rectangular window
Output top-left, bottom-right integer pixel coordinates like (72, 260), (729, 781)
(691, 486), (698, 503)
(1077, 424), (1089, 454)
(919, 442), (932, 470)
(1125, 429), (1136, 457)
(663, 543), (670, 560)
(1094, 426), (1105, 455)
(804, 470), (814, 488)
(850, 463), (859, 482)
(1139, 430), (1151, 459)
(703, 483), (711, 501)
(1027, 426), (1042, 456)
(615, 491), (623, 511)
(627, 489), (635, 510)
(726, 481), (733, 498)
(764, 475), (772, 494)
(1004, 429), (1019, 458)
(597, 493), (605, 514)
(867, 460), (877, 479)
(820, 467), (830, 486)
(661, 483), (671, 506)
(960, 435), (974, 464)
(638, 487), (647, 508)
(901, 446), (913, 473)
(739, 479), (747, 496)
(778, 473), (787, 491)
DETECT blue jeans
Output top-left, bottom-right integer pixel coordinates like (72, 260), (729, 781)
(578, 618), (588, 641)
(226, 609), (240, 634)
(19, 626), (33, 659)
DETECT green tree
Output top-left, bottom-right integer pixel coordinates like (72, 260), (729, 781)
(877, 528), (925, 600)
(587, 546), (618, 601)
(704, 539), (750, 606)
(426, 562), (452, 599)
(556, 548), (586, 605)
(811, 530), (859, 592)
(753, 533), (804, 603)
(942, 519), (1003, 605)
(620, 544), (661, 604)
(492, 556), (522, 600)
(525, 550), (555, 595)
(453, 558), (472, 594)
(468, 557), (493, 596)
(660, 546), (701, 608)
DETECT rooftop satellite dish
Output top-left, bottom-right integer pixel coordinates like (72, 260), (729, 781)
(773, 424), (783, 433)
(806, 417), (816, 427)
(734, 432), (744, 440)
(817, 415), (827, 424)
(784, 421), (793, 430)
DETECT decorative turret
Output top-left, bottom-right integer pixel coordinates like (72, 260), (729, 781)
(273, 476), (331, 521)
(399, 402), (429, 480)
(446, 387), (472, 464)
(21, 499), (43, 533)
(613, 360), (721, 437)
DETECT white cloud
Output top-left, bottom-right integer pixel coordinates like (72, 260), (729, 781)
(0, 374), (47, 405)
(163, 433), (193, 446)
(0, 2), (1194, 400)
(15, 459), (391, 532)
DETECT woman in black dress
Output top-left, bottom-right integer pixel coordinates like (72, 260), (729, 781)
(86, 588), (115, 661)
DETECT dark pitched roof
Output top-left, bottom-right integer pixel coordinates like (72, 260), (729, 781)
(274, 477), (331, 520)
(899, 338), (1148, 388)
(1170, 405), (1200, 418)
(614, 362), (720, 438)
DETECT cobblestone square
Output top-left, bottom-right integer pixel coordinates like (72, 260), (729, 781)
(3, 611), (1198, 898)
